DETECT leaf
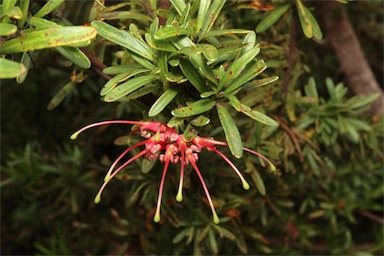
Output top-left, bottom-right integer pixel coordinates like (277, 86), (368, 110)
(305, 5), (323, 39)
(0, 23), (18, 36)
(104, 75), (159, 102)
(55, 46), (91, 68)
(208, 229), (218, 254)
(198, 0), (227, 39)
(102, 64), (143, 75)
(182, 123), (199, 142)
(170, 0), (187, 16)
(211, 224), (236, 240)
(18, 0), (30, 28)
(17, 51), (35, 84)
(47, 81), (77, 110)
(179, 3), (191, 23)
(2, 0), (17, 15)
(0, 26), (97, 54)
(304, 78), (319, 103)
(100, 69), (149, 96)
(125, 83), (158, 101)
(243, 76), (279, 90)
(216, 103), (243, 158)
(34, 0), (65, 18)
(218, 46), (260, 91)
(88, 0), (104, 22)
(196, 0), (211, 33)
(0, 58), (26, 79)
(148, 87), (179, 117)
(141, 158), (157, 173)
(240, 31), (256, 55)
(296, 0), (313, 38)
(100, 11), (153, 21)
(190, 115), (210, 127)
(154, 26), (191, 40)
(145, 33), (178, 52)
(203, 29), (250, 38)
(250, 168), (266, 195)
(171, 99), (216, 118)
(349, 94), (380, 110)
(256, 4), (290, 33)
(179, 59), (206, 93)
(227, 95), (278, 126)
(197, 44), (218, 62)
(224, 59), (267, 94)
(91, 21), (155, 62)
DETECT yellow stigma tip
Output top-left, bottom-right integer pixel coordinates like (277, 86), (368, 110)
(176, 194), (183, 202)
(153, 213), (161, 223)
(243, 182), (250, 190)
(213, 215), (220, 224)
(70, 133), (78, 140)
(270, 164), (276, 172)
(94, 195), (101, 204)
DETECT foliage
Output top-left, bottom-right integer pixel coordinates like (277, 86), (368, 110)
(1, 0), (383, 255)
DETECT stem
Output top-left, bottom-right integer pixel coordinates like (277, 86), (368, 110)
(154, 149), (172, 222)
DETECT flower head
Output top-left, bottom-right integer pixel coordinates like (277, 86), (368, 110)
(71, 120), (276, 224)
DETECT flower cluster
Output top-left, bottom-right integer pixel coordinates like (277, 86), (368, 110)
(71, 120), (276, 224)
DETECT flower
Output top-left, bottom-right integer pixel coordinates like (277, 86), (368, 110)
(71, 120), (276, 224)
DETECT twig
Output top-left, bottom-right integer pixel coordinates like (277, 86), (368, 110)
(80, 48), (112, 81)
(359, 210), (384, 225)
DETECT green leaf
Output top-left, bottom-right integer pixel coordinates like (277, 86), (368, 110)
(0, 23), (18, 36)
(296, 0), (313, 38)
(216, 103), (243, 158)
(102, 64), (142, 75)
(198, 0), (227, 39)
(304, 78), (319, 103)
(208, 229), (218, 254)
(256, 4), (290, 33)
(145, 33), (178, 52)
(227, 95), (278, 126)
(203, 29), (250, 38)
(104, 75), (159, 102)
(211, 224), (236, 240)
(100, 11), (153, 21)
(224, 59), (267, 94)
(148, 87), (179, 117)
(182, 123), (199, 142)
(56, 46), (91, 68)
(170, 0), (187, 16)
(47, 81), (77, 110)
(349, 93), (380, 110)
(18, 0), (30, 28)
(34, 0), (65, 18)
(197, 44), (218, 62)
(171, 99), (216, 118)
(2, 0), (17, 15)
(100, 69), (149, 96)
(131, 54), (157, 70)
(250, 169), (266, 195)
(141, 158), (157, 173)
(154, 26), (191, 40)
(125, 83), (158, 101)
(179, 58), (206, 93)
(17, 51), (35, 84)
(0, 26), (97, 54)
(0, 58), (26, 79)
(190, 115), (210, 127)
(240, 31), (256, 55)
(305, 5), (323, 39)
(243, 76), (279, 90)
(179, 3), (191, 23)
(218, 46), (260, 91)
(91, 21), (155, 62)
(196, 0), (211, 33)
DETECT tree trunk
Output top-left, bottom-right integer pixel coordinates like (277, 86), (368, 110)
(317, 1), (384, 116)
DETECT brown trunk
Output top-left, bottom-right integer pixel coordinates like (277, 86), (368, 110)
(317, 1), (384, 116)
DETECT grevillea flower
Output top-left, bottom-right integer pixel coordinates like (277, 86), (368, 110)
(71, 120), (276, 224)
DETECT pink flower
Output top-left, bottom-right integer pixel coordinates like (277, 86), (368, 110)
(71, 120), (276, 224)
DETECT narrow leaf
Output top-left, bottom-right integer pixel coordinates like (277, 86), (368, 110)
(305, 5), (323, 39)
(100, 69), (149, 96)
(218, 46), (260, 91)
(256, 4), (290, 33)
(0, 58), (26, 79)
(0, 23), (18, 36)
(17, 51), (35, 84)
(198, 0), (227, 39)
(190, 115), (210, 127)
(0, 26), (97, 54)
(197, 44), (218, 62)
(196, 0), (211, 33)
(171, 99), (216, 118)
(34, 0), (65, 18)
(103, 64), (142, 75)
(170, 0), (187, 16)
(148, 87), (179, 117)
(227, 95), (278, 126)
(56, 46), (91, 68)
(179, 58), (206, 93)
(2, 0), (17, 15)
(216, 103), (243, 158)
(154, 26), (190, 40)
(250, 169), (266, 195)
(224, 59), (267, 94)
(18, 0), (30, 28)
(47, 81), (77, 110)
(104, 75), (159, 102)
(203, 29), (250, 38)
(242, 76), (279, 90)
(182, 123), (199, 142)
(91, 21), (155, 62)
(296, 0), (313, 38)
